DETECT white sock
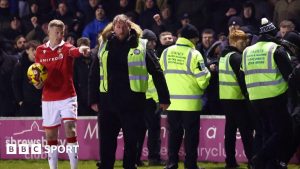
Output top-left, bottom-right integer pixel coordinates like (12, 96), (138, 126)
(48, 146), (58, 169)
(67, 142), (79, 169)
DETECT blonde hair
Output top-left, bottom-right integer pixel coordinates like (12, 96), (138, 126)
(99, 14), (142, 44)
(48, 19), (65, 30)
(229, 30), (247, 45)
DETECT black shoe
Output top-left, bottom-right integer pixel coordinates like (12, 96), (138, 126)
(148, 159), (165, 166)
(136, 160), (145, 167)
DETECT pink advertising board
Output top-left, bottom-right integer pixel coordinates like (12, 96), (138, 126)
(0, 116), (299, 163)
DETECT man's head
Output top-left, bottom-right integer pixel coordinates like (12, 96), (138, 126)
(279, 20), (295, 38)
(112, 14), (131, 41)
(25, 40), (40, 62)
(95, 4), (106, 21)
(0, 0), (9, 8)
(201, 29), (215, 49)
(30, 2), (38, 14)
(15, 35), (26, 51)
(229, 30), (248, 52)
(243, 1), (255, 19)
(10, 16), (21, 30)
(48, 19), (65, 45)
(145, 0), (154, 9)
(58, 2), (68, 16)
(89, 0), (99, 8)
(142, 29), (157, 49)
(159, 31), (174, 46)
(77, 37), (91, 47)
(120, 0), (128, 8)
(179, 24), (199, 45)
(180, 13), (190, 27)
(228, 16), (243, 33)
(259, 18), (277, 36)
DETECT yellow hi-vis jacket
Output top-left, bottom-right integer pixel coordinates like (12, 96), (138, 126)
(219, 52), (245, 100)
(241, 41), (288, 100)
(160, 37), (211, 111)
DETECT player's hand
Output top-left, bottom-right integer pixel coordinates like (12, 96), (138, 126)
(91, 104), (99, 112)
(33, 81), (44, 89)
(79, 46), (90, 57)
(159, 103), (170, 111)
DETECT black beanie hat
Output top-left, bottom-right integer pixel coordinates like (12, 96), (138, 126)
(142, 29), (157, 41)
(259, 18), (277, 35)
(180, 24), (199, 39)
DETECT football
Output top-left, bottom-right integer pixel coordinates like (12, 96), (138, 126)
(27, 63), (47, 85)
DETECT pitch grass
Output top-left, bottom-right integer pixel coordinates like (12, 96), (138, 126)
(0, 160), (299, 169)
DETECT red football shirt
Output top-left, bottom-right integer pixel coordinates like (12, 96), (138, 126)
(35, 41), (81, 101)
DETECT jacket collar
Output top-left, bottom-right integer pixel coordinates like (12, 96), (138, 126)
(175, 37), (195, 49)
(46, 40), (65, 50)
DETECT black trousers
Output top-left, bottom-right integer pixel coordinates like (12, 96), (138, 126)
(136, 99), (161, 162)
(99, 109), (142, 169)
(221, 100), (254, 166)
(251, 93), (293, 169)
(166, 110), (200, 169)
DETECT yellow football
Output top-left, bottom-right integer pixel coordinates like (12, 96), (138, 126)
(27, 63), (47, 85)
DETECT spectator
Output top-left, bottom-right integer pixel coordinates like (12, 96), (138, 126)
(0, 0), (11, 31)
(82, 4), (109, 48)
(241, 1), (259, 34)
(10, 35), (27, 59)
(0, 42), (18, 116)
(196, 28), (216, 61)
(74, 37), (97, 116)
(278, 20), (295, 38)
(139, 0), (160, 29)
(152, 5), (179, 36)
(26, 21), (48, 43)
(65, 32), (77, 46)
(273, 0), (300, 31)
(203, 41), (224, 115)
(157, 31), (175, 57)
(11, 40), (42, 116)
(1, 15), (25, 42)
(111, 0), (136, 17)
(51, 2), (74, 28)
(22, 2), (41, 33)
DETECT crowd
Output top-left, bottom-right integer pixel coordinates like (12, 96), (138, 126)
(1, 0), (300, 169)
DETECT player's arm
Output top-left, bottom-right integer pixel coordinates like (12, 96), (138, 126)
(68, 44), (90, 58)
(33, 46), (44, 89)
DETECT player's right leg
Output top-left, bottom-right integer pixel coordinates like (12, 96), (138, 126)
(42, 100), (61, 169)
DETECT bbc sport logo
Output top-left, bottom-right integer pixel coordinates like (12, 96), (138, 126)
(6, 143), (79, 155)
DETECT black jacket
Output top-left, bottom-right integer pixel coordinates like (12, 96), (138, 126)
(0, 49), (18, 116)
(89, 31), (170, 112)
(11, 52), (42, 104)
(74, 49), (97, 115)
